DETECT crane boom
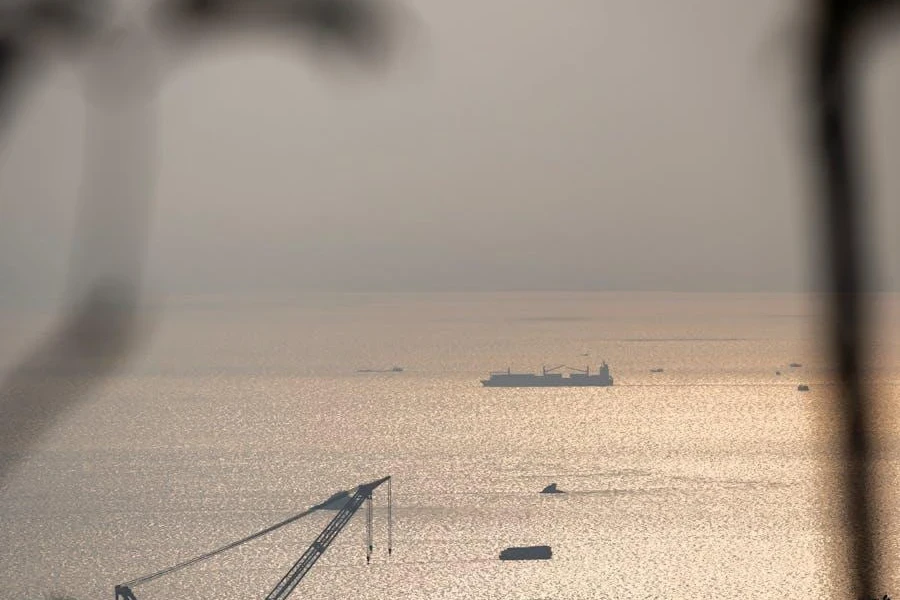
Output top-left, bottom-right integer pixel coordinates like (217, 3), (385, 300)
(113, 475), (392, 600)
(264, 475), (391, 600)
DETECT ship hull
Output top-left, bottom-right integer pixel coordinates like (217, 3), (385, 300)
(483, 363), (614, 387)
(481, 378), (613, 387)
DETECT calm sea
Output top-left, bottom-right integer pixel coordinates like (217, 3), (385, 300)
(1, 292), (899, 599)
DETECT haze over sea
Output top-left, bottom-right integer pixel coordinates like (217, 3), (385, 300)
(2, 292), (900, 600)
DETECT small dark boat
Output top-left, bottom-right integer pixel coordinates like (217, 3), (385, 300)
(540, 483), (565, 494)
(798, 384), (810, 392)
(499, 545), (552, 561)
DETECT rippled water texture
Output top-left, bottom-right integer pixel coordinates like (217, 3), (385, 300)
(2, 293), (899, 599)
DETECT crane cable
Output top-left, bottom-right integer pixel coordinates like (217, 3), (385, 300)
(365, 494), (374, 563)
(122, 504), (322, 588)
(387, 477), (392, 556)
(121, 481), (396, 589)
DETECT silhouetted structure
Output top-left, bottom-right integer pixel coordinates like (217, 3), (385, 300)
(115, 477), (392, 600)
(482, 362), (613, 387)
(0, 1), (897, 598)
(499, 546), (552, 561)
(809, 1), (900, 596)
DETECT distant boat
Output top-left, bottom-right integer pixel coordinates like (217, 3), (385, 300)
(357, 366), (404, 373)
(775, 371), (782, 376)
(790, 363), (802, 368)
(499, 545), (552, 561)
(650, 368), (664, 373)
(482, 362), (613, 387)
(540, 483), (565, 494)
(798, 384), (810, 392)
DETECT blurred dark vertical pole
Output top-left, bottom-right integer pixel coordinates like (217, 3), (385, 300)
(0, 21), (157, 483)
(812, 1), (878, 597)
(67, 25), (158, 307)
(0, 38), (23, 126)
(1, 0), (401, 484)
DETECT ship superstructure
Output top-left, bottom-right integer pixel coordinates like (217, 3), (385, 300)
(481, 362), (613, 387)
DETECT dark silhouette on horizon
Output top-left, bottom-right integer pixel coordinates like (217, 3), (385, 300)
(0, 0), (899, 598)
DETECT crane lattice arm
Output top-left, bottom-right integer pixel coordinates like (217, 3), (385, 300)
(113, 475), (392, 600)
(264, 475), (391, 600)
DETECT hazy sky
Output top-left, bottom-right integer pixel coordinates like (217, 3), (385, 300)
(2, 0), (900, 299)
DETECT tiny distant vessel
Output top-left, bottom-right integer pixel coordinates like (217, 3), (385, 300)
(357, 366), (404, 373)
(776, 371), (782, 376)
(650, 368), (664, 373)
(499, 545), (552, 561)
(790, 363), (802, 368)
(798, 384), (810, 392)
(540, 483), (565, 494)
(482, 363), (613, 387)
